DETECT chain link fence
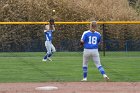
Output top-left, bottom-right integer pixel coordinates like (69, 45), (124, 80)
(0, 24), (140, 57)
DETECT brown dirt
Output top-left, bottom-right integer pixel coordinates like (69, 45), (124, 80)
(0, 82), (140, 93)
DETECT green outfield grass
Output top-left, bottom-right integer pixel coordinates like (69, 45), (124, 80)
(0, 52), (139, 82)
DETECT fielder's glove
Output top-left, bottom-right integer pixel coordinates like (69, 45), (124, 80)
(49, 19), (55, 25)
(80, 41), (84, 47)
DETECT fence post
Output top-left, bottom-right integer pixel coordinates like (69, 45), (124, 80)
(102, 24), (106, 56)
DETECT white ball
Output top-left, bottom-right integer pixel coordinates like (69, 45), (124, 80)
(52, 10), (56, 12)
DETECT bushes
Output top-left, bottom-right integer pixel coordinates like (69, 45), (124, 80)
(0, 0), (139, 51)
(0, 0), (139, 21)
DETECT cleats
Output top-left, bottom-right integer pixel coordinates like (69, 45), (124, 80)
(81, 78), (87, 82)
(104, 76), (109, 82)
(42, 58), (52, 62)
(103, 74), (109, 82)
(42, 59), (47, 61)
(47, 57), (52, 61)
(81, 75), (109, 82)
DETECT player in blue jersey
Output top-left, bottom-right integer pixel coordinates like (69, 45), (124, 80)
(42, 19), (56, 61)
(80, 21), (109, 81)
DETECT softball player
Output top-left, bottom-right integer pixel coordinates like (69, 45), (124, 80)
(42, 19), (56, 61)
(80, 21), (109, 81)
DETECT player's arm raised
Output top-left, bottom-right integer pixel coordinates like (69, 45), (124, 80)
(44, 25), (49, 32)
(49, 19), (55, 31)
(51, 25), (55, 31)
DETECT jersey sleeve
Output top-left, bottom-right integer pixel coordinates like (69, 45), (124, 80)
(52, 30), (54, 32)
(81, 31), (87, 41)
(98, 33), (101, 43)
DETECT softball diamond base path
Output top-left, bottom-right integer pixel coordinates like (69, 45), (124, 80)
(0, 82), (140, 93)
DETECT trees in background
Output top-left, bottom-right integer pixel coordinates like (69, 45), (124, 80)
(0, 0), (139, 51)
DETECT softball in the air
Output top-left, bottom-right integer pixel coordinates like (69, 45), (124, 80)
(52, 10), (56, 12)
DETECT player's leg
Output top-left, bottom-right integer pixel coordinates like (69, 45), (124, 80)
(92, 49), (109, 81)
(82, 49), (90, 81)
(51, 43), (56, 53)
(43, 41), (52, 61)
(49, 43), (56, 57)
(47, 43), (56, 61)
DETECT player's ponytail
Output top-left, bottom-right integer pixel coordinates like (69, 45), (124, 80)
(90, 21), (97, 32)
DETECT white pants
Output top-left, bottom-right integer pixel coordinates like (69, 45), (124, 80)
(45, 41), (56, 54)
(83, 49), (101, 68)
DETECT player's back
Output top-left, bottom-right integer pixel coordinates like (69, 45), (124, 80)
(81, 30), (101, 49)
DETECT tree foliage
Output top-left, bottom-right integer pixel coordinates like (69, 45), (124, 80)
(0, 0), (140, 51)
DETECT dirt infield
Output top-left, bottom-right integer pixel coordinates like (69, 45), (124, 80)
(0, 82), (140, 93)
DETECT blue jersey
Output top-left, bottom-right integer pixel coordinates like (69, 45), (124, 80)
(44, 30), (54, 41)
(81, 30), (101, 49)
